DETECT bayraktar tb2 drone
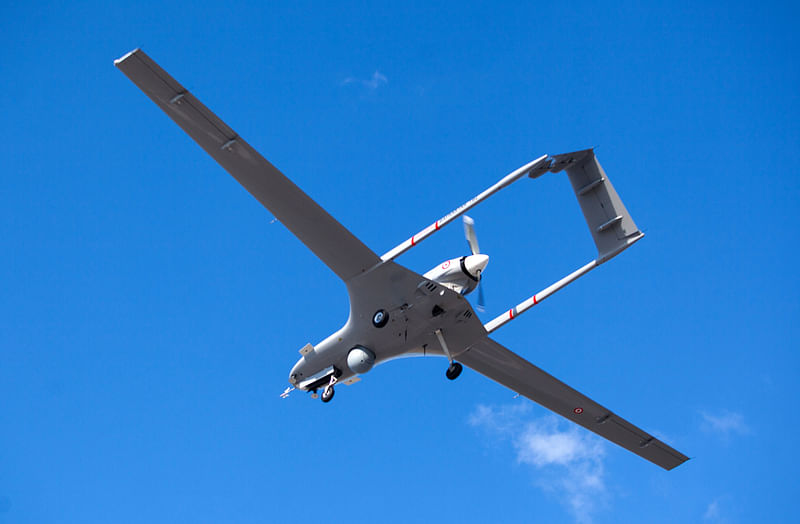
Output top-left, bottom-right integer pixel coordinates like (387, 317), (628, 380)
(116, 49), (688, 470)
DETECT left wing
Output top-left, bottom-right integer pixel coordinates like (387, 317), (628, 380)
(115, 49), (380, 282)
(457, 337), (689, 470)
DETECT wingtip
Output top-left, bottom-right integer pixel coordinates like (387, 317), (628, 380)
(114, 48), (140, 67)
(664, 454), (691, 471)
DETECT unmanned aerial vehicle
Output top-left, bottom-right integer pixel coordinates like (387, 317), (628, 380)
(116, 49), (688, 470)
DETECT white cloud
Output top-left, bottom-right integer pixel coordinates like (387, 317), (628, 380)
(704, 498), (721, 520)
(703, 495), (735, 522)
(341, 70), (388, 90)
(700, 410), (750, 437)
(470, 404), (608, 524)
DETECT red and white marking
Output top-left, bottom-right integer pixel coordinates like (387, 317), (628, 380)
(573, 407), (583, 414)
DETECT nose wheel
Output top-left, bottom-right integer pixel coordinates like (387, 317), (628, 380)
(320, 374), (338, 403)
(446, 362), (463, 380)
(321, 385), (335, 402)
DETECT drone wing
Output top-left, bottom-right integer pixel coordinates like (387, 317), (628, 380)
(457, 337), (689, 470)
(115, 49), (380, 282)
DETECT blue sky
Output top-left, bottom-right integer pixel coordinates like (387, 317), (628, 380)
(1, 1), (798, 522)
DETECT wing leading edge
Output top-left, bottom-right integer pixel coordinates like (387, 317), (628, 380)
(114, 49), (380, 282)
(458, 337), (689, 470)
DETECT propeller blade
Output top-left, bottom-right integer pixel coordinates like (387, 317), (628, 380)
(463, 215), (480, 255)
(464, 215), (485, 311)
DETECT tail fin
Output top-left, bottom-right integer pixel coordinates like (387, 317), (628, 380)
(485, 149), (645, 333)
(547, 149), (643, 263)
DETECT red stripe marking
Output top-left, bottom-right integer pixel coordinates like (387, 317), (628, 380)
(435, 220), (440, 230)
(509, 308), (514, 319)
(533, 295), (538, 305)
(411, 235), (416, 246)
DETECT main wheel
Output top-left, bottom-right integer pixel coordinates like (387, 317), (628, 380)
(372, 309), (389, 328)
(446, 362), (463, 380)
(321, 386), (335, 403)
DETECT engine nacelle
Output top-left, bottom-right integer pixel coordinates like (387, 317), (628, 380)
(423, 254), (489, 295)
(347, 346), (376, 374)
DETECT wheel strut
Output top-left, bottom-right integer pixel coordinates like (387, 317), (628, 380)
(434, 329), (452, 363)
(321, 374), (337, 403)
(435, 329), (463, 381)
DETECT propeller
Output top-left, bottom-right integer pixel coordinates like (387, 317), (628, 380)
(463, 215), (486, 311)
(477, 279), (486, 312)
(463, 215), (480, 255)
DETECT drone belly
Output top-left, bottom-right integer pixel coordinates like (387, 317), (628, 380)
(347, 315), (412, 371)
(289, 317), (409, 390)
(290, 260), (487, 400)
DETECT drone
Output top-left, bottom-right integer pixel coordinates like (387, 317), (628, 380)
(116, 49), (688, 470)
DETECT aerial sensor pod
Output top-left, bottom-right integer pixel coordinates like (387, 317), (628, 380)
(347, 346), (376, 374)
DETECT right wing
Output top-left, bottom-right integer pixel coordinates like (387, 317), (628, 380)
(458, 337), (689, 470)
(115, 49), (380, 282)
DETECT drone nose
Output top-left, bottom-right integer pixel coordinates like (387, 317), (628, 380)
(464, 254), (489, 279)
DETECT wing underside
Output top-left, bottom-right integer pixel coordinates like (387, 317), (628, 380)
(115, 49), (380, 282)
(458, 337), (688, 470)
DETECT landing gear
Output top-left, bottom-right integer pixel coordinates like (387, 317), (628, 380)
(446, 362), (463, 380)
(321, 385), (335, 403)
(434, 328), (463, 381)
(372, 309), (389, 328)
(320, 374), (338, 403)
